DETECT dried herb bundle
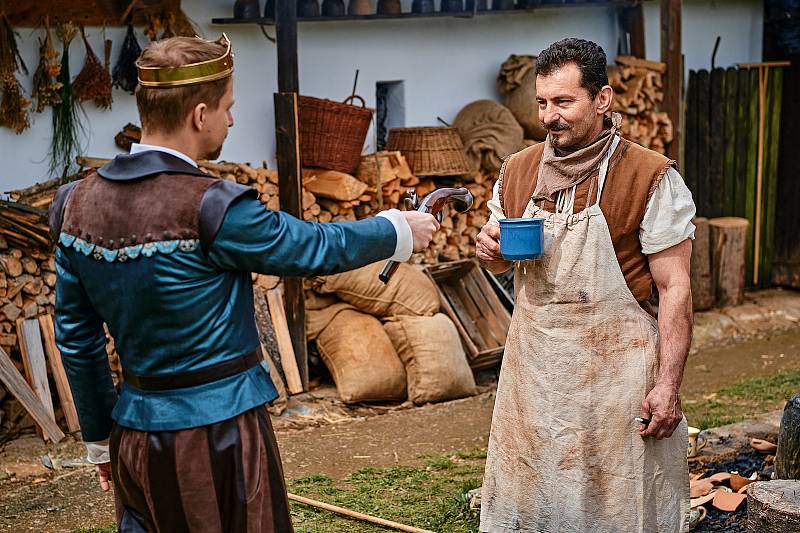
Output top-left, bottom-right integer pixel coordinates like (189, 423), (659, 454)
(32, 21), (63, 112)
(112, 24), (142, 94)
(73, 27), (112, 109)
(0, 14), (30, 133)
(0, 14), (28, 83)
(49, 22), (85, 177)
(166, 9), (199, 38)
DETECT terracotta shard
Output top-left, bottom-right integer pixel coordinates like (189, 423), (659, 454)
(707, 472), (732, 484)
(712, 491), (747, 512)
(750, 438), (778, 453)
(691, 490), (717, 508)
(690, 479), (715, 498)
(730, 473), (756, 492)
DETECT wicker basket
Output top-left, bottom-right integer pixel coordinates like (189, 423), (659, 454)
(299, 95), (373, 173)
(385, 127), (473, 176)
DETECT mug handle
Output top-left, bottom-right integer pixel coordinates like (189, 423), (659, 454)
(697, 434), (707, 450)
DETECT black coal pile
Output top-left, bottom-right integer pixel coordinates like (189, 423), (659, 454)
(695, 449), (774, 532)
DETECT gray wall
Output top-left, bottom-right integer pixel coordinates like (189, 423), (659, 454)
(1, 0), (763, 192)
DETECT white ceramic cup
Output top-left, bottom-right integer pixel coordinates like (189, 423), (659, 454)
(687, 426), (707, 458)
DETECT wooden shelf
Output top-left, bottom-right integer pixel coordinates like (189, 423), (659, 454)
(212, 1), (626, 26)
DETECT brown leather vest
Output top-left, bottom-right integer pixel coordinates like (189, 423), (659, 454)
(499, 138), (676, 302)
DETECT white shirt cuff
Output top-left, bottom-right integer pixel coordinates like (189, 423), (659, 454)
(377, 209), (413, 262)
(85, 440), (111, 464)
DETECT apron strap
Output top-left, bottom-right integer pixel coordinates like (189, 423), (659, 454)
(594, 135), (620, 206)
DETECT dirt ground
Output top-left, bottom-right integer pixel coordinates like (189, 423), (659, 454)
(1, 329), (799, 532)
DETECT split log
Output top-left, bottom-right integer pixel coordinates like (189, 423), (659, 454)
(266, 286), (303, 395)
(690, 217), (714, 311)
(776, 394), (800, 479)
(39, 314), (81, 433)
(747, 480), (800, 532)
(709, 217), (748, 307)
(0, 346), (64, 442)
(304, 171), (367, 202)
(16, 318), (56, 437)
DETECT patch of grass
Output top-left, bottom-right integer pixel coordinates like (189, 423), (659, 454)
(289, 455), (483, 533)
(454, 450), (487, 461)
(683, 369), (800, 429)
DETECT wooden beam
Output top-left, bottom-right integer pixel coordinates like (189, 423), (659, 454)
(0, 346), (65, 443)
(618, 3), (646, 59)
(660, 0), (682, 163)
(16, 318), (56, 439)
(38, 314), (80, 434)
(275, 0), (307, 390)
(266, 286), (303, 395)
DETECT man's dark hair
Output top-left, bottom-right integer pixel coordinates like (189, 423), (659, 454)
(535, 38), (609, 98)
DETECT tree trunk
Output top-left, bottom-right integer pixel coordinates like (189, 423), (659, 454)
(709, 217), (748, 306)
(748, 480), (800, 532)
(690, 217), (714, 310)
(776, 394), (800, 479)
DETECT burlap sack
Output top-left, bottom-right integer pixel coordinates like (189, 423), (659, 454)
(317, 309), (407, 403)
(454, 100), (524, 173)
(313, 262), (439, 317)
(306, 301), (355, 340)
(384, 313), (476, 405)
(497, 55), (548, 141)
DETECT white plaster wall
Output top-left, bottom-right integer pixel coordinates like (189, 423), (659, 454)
(1, 0), (762, 192)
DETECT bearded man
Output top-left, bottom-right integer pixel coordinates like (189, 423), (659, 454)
(477, 38), (694, 532)
(50, 35), (438, 532)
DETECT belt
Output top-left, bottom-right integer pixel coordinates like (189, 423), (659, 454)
(122, 349), (262, 391)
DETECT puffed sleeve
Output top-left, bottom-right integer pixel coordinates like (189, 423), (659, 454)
(640, 167), (697, 255)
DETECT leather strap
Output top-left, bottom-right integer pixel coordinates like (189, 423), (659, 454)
(122, 349), (262, 391)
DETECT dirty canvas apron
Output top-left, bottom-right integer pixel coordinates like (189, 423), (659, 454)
(480, 137), (690, 533)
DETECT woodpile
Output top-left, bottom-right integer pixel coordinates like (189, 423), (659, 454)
(609, 56), (674, 154)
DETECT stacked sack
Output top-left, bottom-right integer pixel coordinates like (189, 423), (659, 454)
(306, 262), (476, 405)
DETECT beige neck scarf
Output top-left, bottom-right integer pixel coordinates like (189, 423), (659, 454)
(532, 112), (622, 203)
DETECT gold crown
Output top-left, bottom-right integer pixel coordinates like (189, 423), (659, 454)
(136, 34), (234, 88)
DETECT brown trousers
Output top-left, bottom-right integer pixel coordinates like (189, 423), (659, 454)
(110, 406), (293, 533)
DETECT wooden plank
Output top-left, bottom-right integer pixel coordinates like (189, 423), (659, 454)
(616, 4), (646, 59)
(453, 280), (495, 350)
(696, 70), (711, 217)
(684, 70), (699, 198)
(709, 68), (726, 218)
(744, 68), (760, 286)
(722, 67), (738, 216)
(265, 286), (303, 395)
(660, 0), (682, 163)
(0, 346), (64, 442)
(16, 318), (56, 438)
(474, 268), (512, 333)
(441, 284), (488, 352)
(274, 91), (308, 391)
(462, 269), (506, 347)
(38, 314), (80, 434)
(761, 67), (783, 287)
(734, 68), (751, 219)
(6, 0), (180, 27)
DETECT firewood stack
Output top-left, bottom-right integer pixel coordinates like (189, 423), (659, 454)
(608, 56), (674, 155)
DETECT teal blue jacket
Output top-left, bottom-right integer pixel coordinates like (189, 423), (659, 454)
(52, 152), (397, 441)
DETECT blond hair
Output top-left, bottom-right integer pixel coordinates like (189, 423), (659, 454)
(135, 37), (230, 133)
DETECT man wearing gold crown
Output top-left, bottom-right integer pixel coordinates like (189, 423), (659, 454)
(49, 35), (439, 532)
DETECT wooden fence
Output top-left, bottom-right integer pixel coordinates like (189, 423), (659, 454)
(685, 66), (784, 288)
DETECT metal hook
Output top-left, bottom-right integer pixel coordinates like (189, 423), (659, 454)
(259, 24), (275, 43)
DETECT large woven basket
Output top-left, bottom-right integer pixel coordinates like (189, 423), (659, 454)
(385, 127), (472, 176)
(299, 95), (373, 173)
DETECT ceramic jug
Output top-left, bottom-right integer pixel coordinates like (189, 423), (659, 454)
(348, 0), (373, 15)
(466, 0), (488, 10)
(322, 0), (346, 16)
(264, 0), (275, 17)
(298, 0), (321, 17)
(441, 0), (463, 12)
(412, 0), (434, 13)
(377, 0), (402, 15)
(234, 0), (261, 19)
(493, 0), (515, 9)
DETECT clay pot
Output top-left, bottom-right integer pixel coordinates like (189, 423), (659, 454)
(466, 0), (488, 10)
(493, 0), (515, 10)
(234, 0), (261, 20)
(377, 0), (401, 15)
(322, 0), (346, 16)
(264, 0), (275, 17)
(348, 0), (373, 15)
(298, 0), (321, 17)
(412, 0), (434, 13)
(441, 0), (464, 12)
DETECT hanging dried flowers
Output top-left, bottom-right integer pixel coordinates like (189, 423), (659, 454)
(73, 26), (113, 109)
(32, 20), (63, 112)
(0, 14), (30, 133)
(49, 22), (85, 177)
(112, 24), (142, 94)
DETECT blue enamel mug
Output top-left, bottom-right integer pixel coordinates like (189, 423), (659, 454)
(499, 217), (545, 260)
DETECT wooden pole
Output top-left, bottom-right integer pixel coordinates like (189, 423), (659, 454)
(275, 0), (308, 390)
(618, 3), (645, 59)
(287, 493), (435, 533)
(660, 0), (682, 164)
(754, 66), (768, 286)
